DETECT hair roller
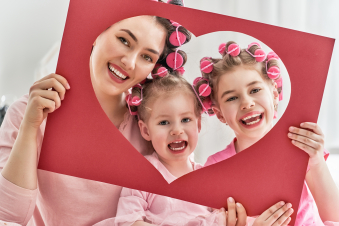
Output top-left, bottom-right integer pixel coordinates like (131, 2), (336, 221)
(227, 43), (240, 57)
(176, 66), (185, 75)
(266, 65), (280, 80)
(166, 49), (184, 70)
(168, 20), (187, 47)
(219, 43), (226, 56)
(246, 42), (266, 62)
(267, 52), (280, 61)
(200, 59), (213, 73)
(152, 66), (168, 78)
(275, 77), (283, 101)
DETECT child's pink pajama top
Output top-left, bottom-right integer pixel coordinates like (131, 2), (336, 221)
(0, 94), (153, 226)
(204, 139), (338, 226)
(93, 152), (227, 226)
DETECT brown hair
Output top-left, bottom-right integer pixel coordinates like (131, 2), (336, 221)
(153, 0), (191, 72)
(129, 70), (203, 122)
(194, 41), (281, 114)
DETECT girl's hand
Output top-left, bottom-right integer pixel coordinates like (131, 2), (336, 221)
(253, 202), (293, 226)
(22, 73), (70, 130)
(225, 197), (247, 226)
(288, 122), (325, 167)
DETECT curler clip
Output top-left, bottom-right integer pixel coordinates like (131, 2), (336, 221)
(166, 49), (184, 70)
(246, 42), (266, 62)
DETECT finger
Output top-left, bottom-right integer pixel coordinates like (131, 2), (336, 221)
(288, 127), (323, 144)
(235, 203), (247, 226)
(34, 73), (70, 90)
(31, 90), (62, 110)
(280, 217), (291, 226)
(271, 208), (294, 226)
(300, 122), (324, 136)
(291, 140), (317, 156)
(32, 78), (67, 101)
(227, 197), (237, 226)
(266, 203), (293, 225)
(258, 201), (285, 220)
(34, 96), (56, 114)
(288, 132), (322, 150)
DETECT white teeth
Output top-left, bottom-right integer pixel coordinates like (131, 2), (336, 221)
(245, 118), (260, 125)
(108, 64), (127, 80)
(173, 141), (183, 144)
(242, 113), (261, 121)
(169, 146), (185, 151)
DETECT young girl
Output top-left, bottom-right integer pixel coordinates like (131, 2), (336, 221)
(94, 70), (294, 226)
(195, 41), (339, 225)
(0, 1), (193, 224)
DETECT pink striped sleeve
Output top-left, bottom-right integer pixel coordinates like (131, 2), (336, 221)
(0, 95), (38, 224)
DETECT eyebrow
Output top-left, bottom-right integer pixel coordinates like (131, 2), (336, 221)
(120, 29), (137, 42)
(120, 29), (160, 56)
(220, 81), (262, 99)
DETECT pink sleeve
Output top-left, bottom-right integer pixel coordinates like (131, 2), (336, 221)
(324, 221), (339, 226)
(204, 155), (218, 167)
(0, 96), (38, 224)
(93, 188), (149, 226)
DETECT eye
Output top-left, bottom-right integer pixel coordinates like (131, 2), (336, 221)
(182, 118), (191, 123)
(142, 54), (153, 62)
(250, 88), (261, 94)
(119, 37), (129, 46)
(226, 96), (238, 102)
(159, 120), (169, 125)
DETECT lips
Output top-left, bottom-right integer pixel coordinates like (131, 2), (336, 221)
(239, 111), (264, 127)
(168, 140), (187, 153)
(107, 63), (129, 82)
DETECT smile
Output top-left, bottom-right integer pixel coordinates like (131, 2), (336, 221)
(168, 140), (187, 152)
(240, 112), (263, 126)
(108, 63), (128, 80)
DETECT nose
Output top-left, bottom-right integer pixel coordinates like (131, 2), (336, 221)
(170, 123), (184, 136)
(121, 51), (137, 71)
(240, 95), (255, 110)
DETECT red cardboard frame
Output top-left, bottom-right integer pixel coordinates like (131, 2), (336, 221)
(38, 0), (334, 224)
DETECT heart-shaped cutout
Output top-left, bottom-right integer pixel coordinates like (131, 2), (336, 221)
(180, 31), (291, 164)
(38, 0), (334, 224)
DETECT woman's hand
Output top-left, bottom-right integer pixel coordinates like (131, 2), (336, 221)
(252, 202), (293, 226)
(216, 197), (247, 226)
(288, 122), (325, 167)
(23, 73), (70, 130)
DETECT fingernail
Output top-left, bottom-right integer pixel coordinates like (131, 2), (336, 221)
(290, 208), (294, 213)
(289, 126), (293, 131)
(280, 201), (285, 205)
(66, 83), (71, 89)
(228, 197), (234, 203)
(288, 133), (292, 137)
(236, 203), (242, 207)
(300, 123), (304, 127)
(287, 203), (292, 208)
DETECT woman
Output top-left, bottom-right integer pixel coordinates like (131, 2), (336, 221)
(0, 1), (195, 225)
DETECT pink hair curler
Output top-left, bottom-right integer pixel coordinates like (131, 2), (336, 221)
(176, 66), (185, 75)
(200, 60), (213, 73)
(152, 66), (168, 78)
(246, 42), (266, 62)
(218, 43), (226, 55)
(267, 52), (280, 61)
(199, 83), (211, 97)
(275, 77), (283, 101)
(169, 25), (186, 47)
(227, 43), (240, 56)
(166, 49), (184, 70)
(266, 65), (280, 80)
(273, 110), (278, 119)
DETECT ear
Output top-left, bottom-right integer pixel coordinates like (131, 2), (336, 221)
(138, 120), (151, 141)
(212, 106), (227, 124)
(272, 81), (279, 106)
